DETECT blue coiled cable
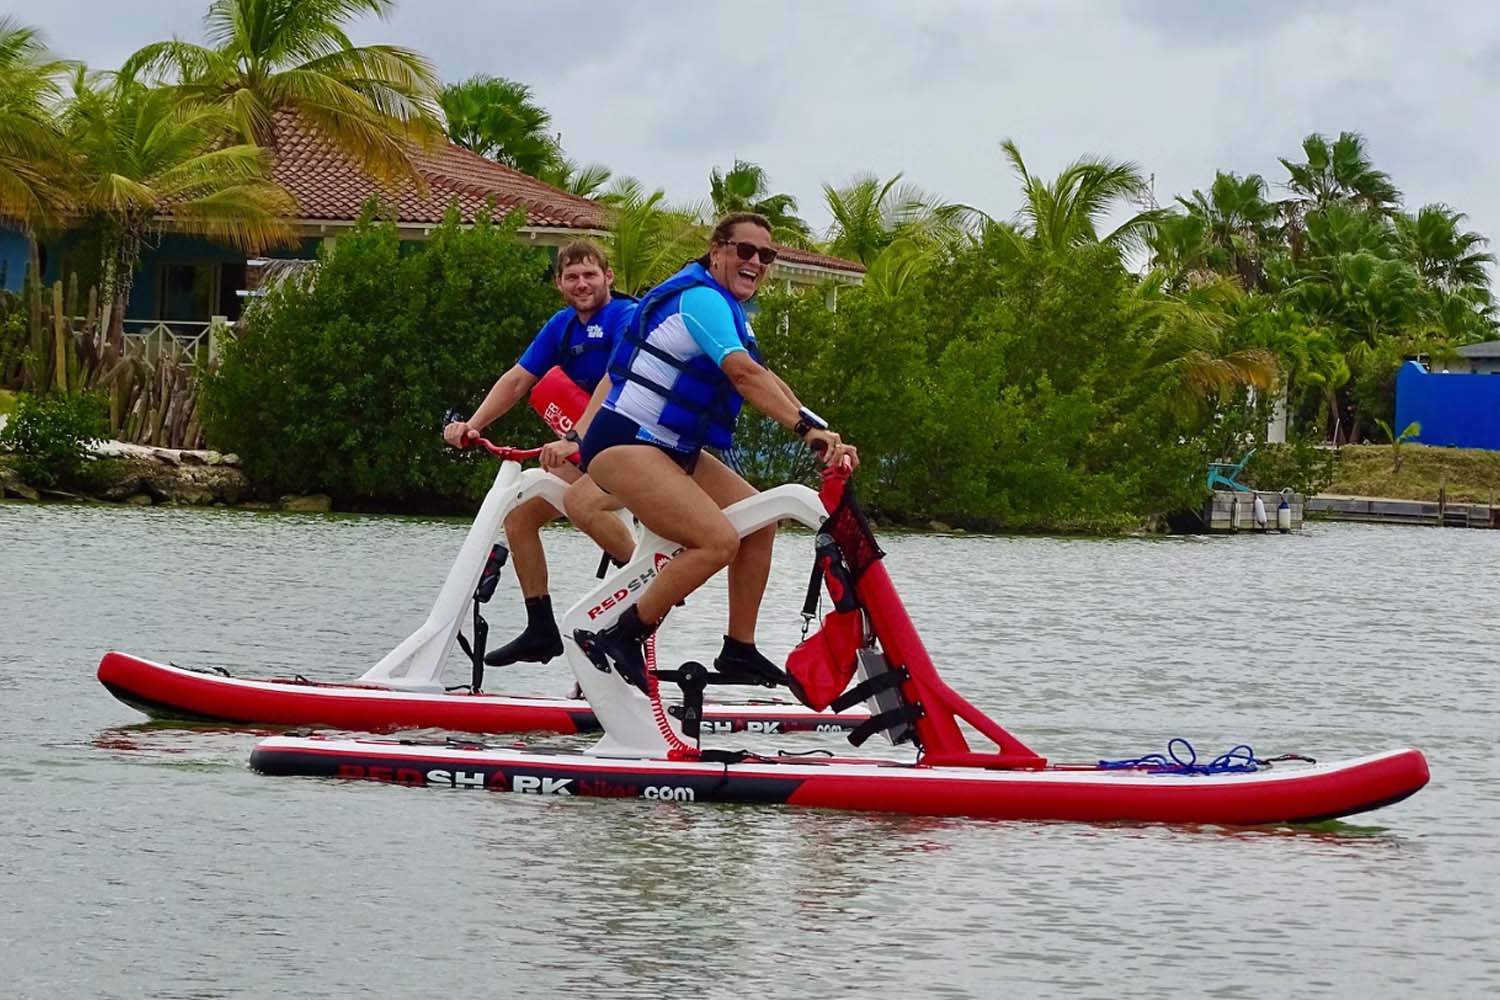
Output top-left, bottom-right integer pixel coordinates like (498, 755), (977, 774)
(1098, 737), (1260, 775)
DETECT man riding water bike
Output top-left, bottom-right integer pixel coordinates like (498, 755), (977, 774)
(563, 213), (857, 693)
(443, 240), (636, 668)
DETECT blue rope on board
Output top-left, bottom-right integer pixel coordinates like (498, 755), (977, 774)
(1098, 738), (1261, 775)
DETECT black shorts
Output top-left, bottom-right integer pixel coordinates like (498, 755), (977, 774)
(579, 407), (700, 476)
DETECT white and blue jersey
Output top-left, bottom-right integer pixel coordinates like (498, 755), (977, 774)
(517, 295), (636, 393)
(603, 262), (762, 453)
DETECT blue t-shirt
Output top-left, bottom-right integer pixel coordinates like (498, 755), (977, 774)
(676, 286), (751, 365)
(517, 296), (635, 392)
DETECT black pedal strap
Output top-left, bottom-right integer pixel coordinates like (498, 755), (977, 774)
(848, 703), (924, 748)
(830, 666), (908, 714)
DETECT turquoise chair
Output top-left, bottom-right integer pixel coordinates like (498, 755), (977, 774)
(1207, 449), (1255, 492)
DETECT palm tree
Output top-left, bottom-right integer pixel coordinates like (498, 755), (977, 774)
(538, 158), (612, 199)
(63, 73), (296, 336)
(1395, 204), (1495, 295)
(708, 159), (811, 247)
(822, 172), (970, 266)
(1146, 211), (1214, 291)
(601, 177), (706, 296)
(1280, 132), (1400, 216)
(1174, 171), (1278, 290)
(1000, 139), (1163, 257)
(122, 0), (442, 183)
(0, 18), (69, 230)
(439, 74), (562, 177)
(1278, 132), (1401, 262)
(1127, 274), (1278, 419)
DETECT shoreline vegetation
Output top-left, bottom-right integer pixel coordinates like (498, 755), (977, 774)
(5, 443), (1499, 534)
(3, 3), (1498, 533)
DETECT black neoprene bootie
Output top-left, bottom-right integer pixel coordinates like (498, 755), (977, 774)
(485, 595), (564, 666)
(713, 635), (791, 688)
(573, 605), (655, 694)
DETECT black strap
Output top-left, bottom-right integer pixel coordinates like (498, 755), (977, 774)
(830, 666), (908, 714)
(848, 703), (924, 748)
(802, 557), (824, 619)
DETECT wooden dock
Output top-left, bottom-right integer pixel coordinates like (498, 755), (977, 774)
(1307, 495), (1500, 529)
(1203, 490), (1304, 533)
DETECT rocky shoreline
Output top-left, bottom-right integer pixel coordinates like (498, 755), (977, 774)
(0, 441), (332, 513)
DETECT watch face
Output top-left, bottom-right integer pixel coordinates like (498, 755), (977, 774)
(798, 407), (829, 431)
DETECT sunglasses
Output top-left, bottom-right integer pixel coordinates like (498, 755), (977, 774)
(720, 240), (778, 265)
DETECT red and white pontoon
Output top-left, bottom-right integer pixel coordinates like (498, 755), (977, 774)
(251, 462), (1430, 825)
(98, 432), (862, 738)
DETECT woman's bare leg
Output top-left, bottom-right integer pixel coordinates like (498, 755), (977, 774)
(585, 446), (738, 625)
(689, 452), (775, 643)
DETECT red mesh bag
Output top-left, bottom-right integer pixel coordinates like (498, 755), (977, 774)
(786, 608), (864, 711)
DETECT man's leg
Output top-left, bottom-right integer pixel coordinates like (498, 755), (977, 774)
(487, 467), (576, 667)
(562, 476), (634, 564)
(506, 495), (562, 600)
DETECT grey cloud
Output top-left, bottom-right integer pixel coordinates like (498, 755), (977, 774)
(18, 0), (1500, 254)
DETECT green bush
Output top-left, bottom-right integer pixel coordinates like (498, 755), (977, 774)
(1244, 437), (1337, 497)
(201, 204), (560, 503)
(0, 390), (108, 489)
(749, 239), (1212, 530)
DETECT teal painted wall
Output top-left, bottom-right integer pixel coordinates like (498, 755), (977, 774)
(1, 225), (29, 293)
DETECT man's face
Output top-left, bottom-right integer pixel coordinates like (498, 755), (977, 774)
(556, 258), (612, 314)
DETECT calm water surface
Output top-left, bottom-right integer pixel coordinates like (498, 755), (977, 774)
(1, 501), (1495, 999)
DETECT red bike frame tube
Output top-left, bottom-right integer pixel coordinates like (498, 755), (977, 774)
(818, 466), (1046, 769)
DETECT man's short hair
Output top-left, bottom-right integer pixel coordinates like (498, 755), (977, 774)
(556, 240), (609, 274)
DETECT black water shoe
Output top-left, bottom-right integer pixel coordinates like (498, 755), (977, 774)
(485, 595), (564, 666)
(573, 605), (654, 694)
(713, 635), (791, 688)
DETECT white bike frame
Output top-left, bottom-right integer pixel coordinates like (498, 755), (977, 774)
(561, 484), (828, 757)
(358, 459), (625, 691)
(358, 451), (828, 758)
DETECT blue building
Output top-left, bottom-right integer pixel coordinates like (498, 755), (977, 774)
(1395, 359), (1500, 451)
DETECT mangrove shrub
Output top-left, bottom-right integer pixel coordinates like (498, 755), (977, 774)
(203, 206), (559, 503)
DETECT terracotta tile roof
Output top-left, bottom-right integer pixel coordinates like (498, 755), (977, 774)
(772, 244), (867, 275)
(268, 109), (606, 230)
(267, 110), (864, 276)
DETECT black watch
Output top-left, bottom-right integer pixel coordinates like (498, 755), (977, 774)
(793, 406), (828, 439)
(564, 429), (580, 443)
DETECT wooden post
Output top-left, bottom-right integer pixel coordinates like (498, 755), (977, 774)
(26, 238), (44, 391)
(51, 281), (68, 392)
(208, 315), (228, 365)
(1437, 474), (1446, 528)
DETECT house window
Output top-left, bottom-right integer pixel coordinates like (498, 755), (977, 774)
(158, 262), (218, 322)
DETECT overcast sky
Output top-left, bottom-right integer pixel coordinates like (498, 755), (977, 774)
(22, 0), (1500, 247)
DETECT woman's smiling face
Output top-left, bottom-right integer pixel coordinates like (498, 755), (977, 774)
(708, 221), (776, 301)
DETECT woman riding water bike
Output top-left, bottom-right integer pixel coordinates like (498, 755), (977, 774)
(564, 212), (857, 693)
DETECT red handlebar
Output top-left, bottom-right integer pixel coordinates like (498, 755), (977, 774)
(467, 437), (545, 461)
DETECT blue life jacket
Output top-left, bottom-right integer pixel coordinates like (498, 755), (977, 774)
(557, 295), (636, 392)
(608, 263), (762, 452)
